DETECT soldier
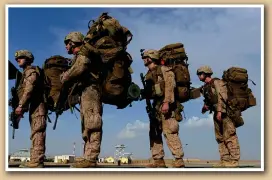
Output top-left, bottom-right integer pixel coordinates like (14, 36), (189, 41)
(60, 32), (103, 168)
(141, 49), (185, 168)
(14, 50), (47, 168)
(197, 66), (240, 168)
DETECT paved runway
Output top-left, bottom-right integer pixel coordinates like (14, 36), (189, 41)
(8, 163), (261, 168)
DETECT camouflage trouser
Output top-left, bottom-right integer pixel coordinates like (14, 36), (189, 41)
(149, 107), (184, 160)
(80, 84), (103, 161)
(29, 115), (47, 163)
(213, 113), (240, 162)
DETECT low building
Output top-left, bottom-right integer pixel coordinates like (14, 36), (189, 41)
(120, 157), (129, 164)
(54, 155), (75, 163)
(105, 156), (115, 163)
(9, 149), (30, 162)
(98, 157), (105, 163)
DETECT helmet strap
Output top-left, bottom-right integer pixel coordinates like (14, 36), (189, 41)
(204, 74), (213, 83)
(144, 60), (152, 67)
(69, 42), (77, 50)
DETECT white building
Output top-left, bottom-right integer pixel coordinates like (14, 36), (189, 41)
(9, 149), (30, 162)
(54, 155), (75, 163)
(98, 157), (105, 163)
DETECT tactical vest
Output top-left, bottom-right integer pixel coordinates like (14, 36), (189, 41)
(202, 78), (220, 107)
(16, 66), (44, 110)
(144, 65), (165, 99)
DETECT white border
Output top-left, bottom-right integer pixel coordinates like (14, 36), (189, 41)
(5, 4), (264, 172)
(5, 4), (9, 172)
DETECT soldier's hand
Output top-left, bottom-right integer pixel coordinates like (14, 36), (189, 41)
(161, 102), (169, 114)
(15, 106), (24, 121)
(216, 112), (222, 121)
(201, 105), (209, 114)
(15, 106), (23, 116)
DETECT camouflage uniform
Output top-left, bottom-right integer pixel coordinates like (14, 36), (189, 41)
(61, 32), (103, 168)
(15, 50), (47, 168)
(198, 66), (240, 168)
(142, 50), (185, 168)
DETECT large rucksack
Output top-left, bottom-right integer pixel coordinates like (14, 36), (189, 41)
(42, 55), (79, 112)
(222, 67), (257, 112)
(158, 43), (193, 103)
(80, 12), (140, 109)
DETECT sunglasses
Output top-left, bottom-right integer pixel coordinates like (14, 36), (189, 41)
(15, 57), (26, 62)
(64, 40), (72, 45)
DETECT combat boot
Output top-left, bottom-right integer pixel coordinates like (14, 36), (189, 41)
(146, 159), (167, 168)
(212, 160), (229, 168)
(172, 158), (185, 168)
(19, 161), (44, 168)
(70, 159), (97, 168)
(225, 160), (239, 168)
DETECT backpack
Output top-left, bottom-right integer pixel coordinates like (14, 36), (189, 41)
(42, 55), (79, 112)
(222, 67), (257, 112)
(158, 43), (192, 103)
(80, 12), (140, 109)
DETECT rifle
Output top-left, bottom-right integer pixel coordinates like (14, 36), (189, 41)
(8, 62), (22, 139)
(52, 82), (79, 130)
(52, 82), (69, 130)
(9, 87), (19, 139)
(140, 73), (158, 136)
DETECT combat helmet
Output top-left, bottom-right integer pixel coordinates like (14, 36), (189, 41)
(64, 32), (85, 44)
(197, 65), (213, 75)
(14, 50), (34, 63)
(141, 49), (160, 60)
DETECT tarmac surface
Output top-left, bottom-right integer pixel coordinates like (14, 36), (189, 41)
(8, 162), (261, 168)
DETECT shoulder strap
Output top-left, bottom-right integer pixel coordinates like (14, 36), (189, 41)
(144, 70), (152, 81)
(156, 65), (165, 80)
(209, 77), (220, 87)
(160, 65), (175, 80)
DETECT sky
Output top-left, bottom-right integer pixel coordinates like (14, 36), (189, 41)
(7, 6), (262, 161)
